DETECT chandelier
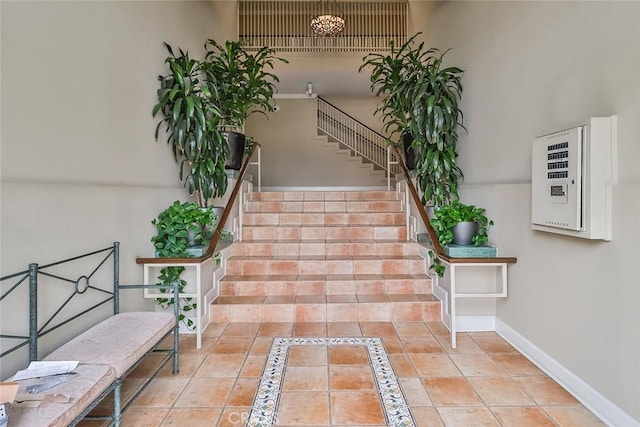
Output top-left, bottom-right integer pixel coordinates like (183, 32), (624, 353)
(310, 0), (345, 37)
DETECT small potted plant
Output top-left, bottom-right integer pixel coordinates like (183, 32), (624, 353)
(430, 200), (493, 247)
(151, 200), (217, 329)
(152, 200), (217, 253)
(203, 39), (288, 170)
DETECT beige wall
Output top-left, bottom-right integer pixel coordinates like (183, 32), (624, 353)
(0, 1), (230, 378)
(272, 52), (372, 96)
(245, 98), (387, 188)
(419, 1), (640, 421)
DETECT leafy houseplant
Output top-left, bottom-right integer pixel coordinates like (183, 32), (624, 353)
(153, 43), (229, 207)
(427, 201), (493, 278)
(360, 33), (465, 208)
(151, 200), (217, 329)
(203, 39), (288, 169)
(430, 200), (494, 247)
(359, 37), (415, 144)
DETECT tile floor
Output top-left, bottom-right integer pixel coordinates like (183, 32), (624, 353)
(79, 321), (605, 426)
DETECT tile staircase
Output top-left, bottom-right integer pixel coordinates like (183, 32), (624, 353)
(212, 191), (440, 323)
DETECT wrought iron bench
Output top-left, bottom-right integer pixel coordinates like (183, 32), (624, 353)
(0, 242), (179, 426)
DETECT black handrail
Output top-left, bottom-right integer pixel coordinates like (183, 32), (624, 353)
(317, 96), (389, 142)
(317, 98), (399, 174)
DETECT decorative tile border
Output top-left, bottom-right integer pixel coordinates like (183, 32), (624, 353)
(247, 337), (416, 427)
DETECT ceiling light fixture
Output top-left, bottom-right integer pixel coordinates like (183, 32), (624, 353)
(310, 0), (345, 37)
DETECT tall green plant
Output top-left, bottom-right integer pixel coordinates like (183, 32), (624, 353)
(410, 48), (465, 207)
(359, 33), (431, 138)
(153, 43), (229, 207)
(360, 33), (465, 207)
(203, 40), (288, 130)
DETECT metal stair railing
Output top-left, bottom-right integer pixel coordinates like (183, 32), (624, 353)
(316, 97), (400, 189)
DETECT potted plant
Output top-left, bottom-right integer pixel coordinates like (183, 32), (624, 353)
(152, 200), (217, 252)
(430, 200), (493, 247)
(150, 200), (217, 329)
(203, 39), (288, 170)
(360, 33), (465, 208)
(153, 42), (229, 207)
(426, 201), (493, 278)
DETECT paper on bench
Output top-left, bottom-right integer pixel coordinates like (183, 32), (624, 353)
(12, 361), (78, 381)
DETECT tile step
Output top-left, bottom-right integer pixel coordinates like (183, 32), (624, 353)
(250, 191), (400, 202)
(210, 294), (440, 323)
(220, 274), (432, 296)
(231, 240), (420, 257)
(246, 200), (402, 213)
(242, 225), (407, 241)
(243, 212), (405, 226)
(225, 255), (426, 276)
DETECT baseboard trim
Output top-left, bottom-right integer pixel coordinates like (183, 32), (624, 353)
(495, 318), (639, 427)
(261, 186), (389, 191)
(457, 315), (495, 332)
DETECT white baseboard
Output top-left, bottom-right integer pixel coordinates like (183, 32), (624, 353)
(495, 318), (639, 427)
(457, 315), (495, 332)
(261, 186), (389, 191)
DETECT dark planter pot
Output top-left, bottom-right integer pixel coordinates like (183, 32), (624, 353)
(452, 221), (479, 246)
(425, 205), (436, 219)
(187, 228), (204, 247)
(222, 131), (246, 171)
(402, 133), (417, 170)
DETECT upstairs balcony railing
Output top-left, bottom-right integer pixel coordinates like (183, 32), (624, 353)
(239, 0), (407, 52)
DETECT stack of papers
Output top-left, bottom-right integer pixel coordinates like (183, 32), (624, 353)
(12, 361), (78, 381)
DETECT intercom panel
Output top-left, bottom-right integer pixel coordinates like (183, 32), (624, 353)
(531, 116), (617, 241)
(532, 127), (583, 230)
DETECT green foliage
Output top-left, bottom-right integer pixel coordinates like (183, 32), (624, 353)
(151, 200), (218, 329)
(153, 40), (287, 205)
(359, 33), (465, 207)
(427, 249), (445, 278)
(151, 200), (216, 254)
(203, 40), (288, 130)
(153, 43), (229, 207)
(430, 200), (493, 247)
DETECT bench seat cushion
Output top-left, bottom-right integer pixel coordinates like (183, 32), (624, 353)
(44, 312), (175, 377)
(7, 364), (116, 427)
